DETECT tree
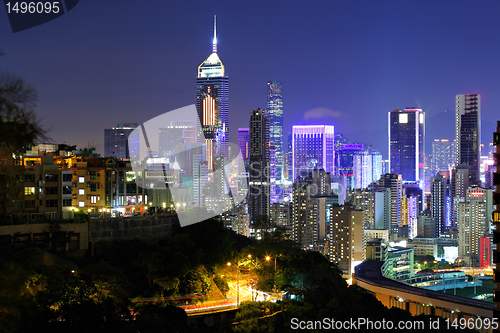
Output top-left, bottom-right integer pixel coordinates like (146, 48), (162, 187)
(0, 64), (48, 156)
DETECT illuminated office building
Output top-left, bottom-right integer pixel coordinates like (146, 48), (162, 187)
(455, 94), (481, 185)
(353, 150), (383, 190)
(388, 108), (425, 184)
(238, 127), (250, 159)
(267, 81), (283, 182)
(104, 123), (138, 158)
(292, 125), (334, 181)
(336, 144), (363, 189)
(431, 139), (454, 175)
(196, 16), (229, 169)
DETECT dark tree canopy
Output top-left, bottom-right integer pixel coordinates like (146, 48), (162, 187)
(0, 62), (48, 156)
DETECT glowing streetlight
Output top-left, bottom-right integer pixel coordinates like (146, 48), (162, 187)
(266, 256), (277, 294)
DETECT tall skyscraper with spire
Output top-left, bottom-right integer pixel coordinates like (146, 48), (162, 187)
(267, 81), (283, 182)
(196, 16), (229, 169)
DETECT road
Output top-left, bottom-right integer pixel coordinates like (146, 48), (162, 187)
(181, 274), (273, 315)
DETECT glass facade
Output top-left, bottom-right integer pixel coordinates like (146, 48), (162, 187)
(455, 94), (480, 184)
(104, 123), (138, 158)
(267, 81), (283, 182)
(238, 127), (250, 159)
(292, 125), (334, 181)
(388, 108), (425, 185)
(196, 18), (229, 168)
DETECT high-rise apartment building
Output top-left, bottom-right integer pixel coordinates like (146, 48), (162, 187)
(292, 125), (334, 181)
(267, 81), (283, 182)
(430, 173), (449, 237)
(196, 16), (229, 169)
(492, 121), (500, 320)
(329, 203), (363, 279)
(104, 123), (138, 158)
(348, 188), (376, 230)
(377, 173), (403, 234)
(458, 187), (492, 266)
(455, 94), (481, 184)
(249, 109), (270, 227)
(292, 176), (319, 251)
(388, 108), (425, 185)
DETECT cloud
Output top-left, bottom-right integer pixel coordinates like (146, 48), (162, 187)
(303, 107), (342, 119)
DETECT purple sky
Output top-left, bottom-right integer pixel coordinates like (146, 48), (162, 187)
(1, 0), (499, 157)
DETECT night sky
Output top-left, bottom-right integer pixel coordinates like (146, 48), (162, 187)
(1, 0), (499, 157)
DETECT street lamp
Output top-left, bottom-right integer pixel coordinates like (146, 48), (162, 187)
(266, 256), (277, 294)
(227, 261), (241, 306)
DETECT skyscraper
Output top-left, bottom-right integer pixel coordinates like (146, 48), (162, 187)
(104, 123), (138, 158)
(329, 203), (363, 279)
(431, 139), (454, 175)
(249, 109), (270, 227)
(377, 173), (403, 234)
(292, 125), (334, 181)
(352, 150), (383, 190)
(196, 16), (229, 170)
(388, 108), (425, 185)
(458, 187), (492, 266)
(238, 127), (250, 159)
(430, 173), (449, 237)
(455, 94), (481, 184)
(267, 81), (283, 182)
(336, 144), (363, 189)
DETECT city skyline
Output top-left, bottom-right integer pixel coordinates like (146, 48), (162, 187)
(1, 1), (499, 158)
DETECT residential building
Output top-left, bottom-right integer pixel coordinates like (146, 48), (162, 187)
(329, 203), (363, 279)
(458, 187), (493, 266)
(431, 173), (449, 237)
(249, 109), (270, 227)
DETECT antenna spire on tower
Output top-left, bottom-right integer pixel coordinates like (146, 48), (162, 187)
(212, 15), (217, 53)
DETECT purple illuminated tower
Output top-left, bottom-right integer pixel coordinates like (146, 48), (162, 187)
(388, 108), (425, 186)
(292, 125), (334, 181)
(238, 127), (250, 159)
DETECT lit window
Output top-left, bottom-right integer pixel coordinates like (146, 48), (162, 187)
(79, 176), (85, 183)
(79, 189), (85, 195)
(24, 187), (35, 195)
(78, 201), (85, 207)
(399, 113), (408, 124)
